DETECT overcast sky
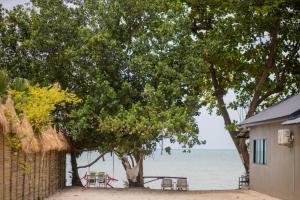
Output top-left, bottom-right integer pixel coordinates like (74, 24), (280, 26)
(1, 0), (29, 9)
(0, 0), (239, 150)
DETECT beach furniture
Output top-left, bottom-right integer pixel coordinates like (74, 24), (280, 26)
(87, 171), (97, 187)
(238, 173), (249, 189)
(97, 172), (107, 187)
(161, 178), (173, 190)
(106, 174), (118, 188)
(176, 178), (188, 191)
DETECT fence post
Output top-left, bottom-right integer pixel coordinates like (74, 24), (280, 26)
(0, 133), (4, 200)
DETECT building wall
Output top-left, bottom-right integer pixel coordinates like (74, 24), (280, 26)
(249, 123), (300, 200)
(0, 133), (66, 200)
(294, 125), (300, 199)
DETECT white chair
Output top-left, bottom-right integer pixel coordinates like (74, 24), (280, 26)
(161, 178), (173, 190)
(97, 172), (107, 187)
(176, 178), (188, 191)
(87, 171), (97, 187)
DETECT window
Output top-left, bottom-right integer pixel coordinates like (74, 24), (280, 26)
(253, 139), (266, 165)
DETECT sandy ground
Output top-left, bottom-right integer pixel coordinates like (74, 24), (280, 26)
(46, 187), (281, 200)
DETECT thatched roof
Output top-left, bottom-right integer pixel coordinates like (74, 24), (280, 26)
(0, 97), (71, 153)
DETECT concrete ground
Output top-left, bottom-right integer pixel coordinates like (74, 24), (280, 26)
(46, 187), (281, 200)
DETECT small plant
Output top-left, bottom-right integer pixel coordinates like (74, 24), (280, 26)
(0, 70), (9, 101)
(10, 78), (30, 92)
(225, 121), (239, 132)
(5, 134), (22, 152)
(3, 108), (18, 125)
(20, 160), (32, 174)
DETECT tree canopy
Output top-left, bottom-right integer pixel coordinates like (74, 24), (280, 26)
(0, 0), (204, 186)
(186, 0), (300, 171)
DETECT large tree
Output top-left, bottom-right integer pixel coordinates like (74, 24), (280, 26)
(1, 2), (93, 185)
(186, 0), (300, 172)
(66, 0), (204, 187)
(0, 0), (205, 187)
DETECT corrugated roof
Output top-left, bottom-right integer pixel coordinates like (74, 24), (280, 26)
(282, 116), (300, 125)
(240, 94), (300, 126)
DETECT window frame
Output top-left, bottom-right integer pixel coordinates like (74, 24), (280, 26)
(253, 139), (267, 165)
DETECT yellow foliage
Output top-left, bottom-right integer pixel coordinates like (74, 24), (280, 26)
(9, 83), (81, 133)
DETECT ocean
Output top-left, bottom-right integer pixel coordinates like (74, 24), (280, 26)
(66, 149), (245, 190)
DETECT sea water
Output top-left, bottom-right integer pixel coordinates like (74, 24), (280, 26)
(66, 149), (245, 190)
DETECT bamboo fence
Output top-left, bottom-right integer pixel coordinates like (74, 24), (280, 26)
(0, 98), (70, 200)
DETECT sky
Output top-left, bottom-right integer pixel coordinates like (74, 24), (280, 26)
(1, 0), (29, 9)
(0, 0), (240, 150)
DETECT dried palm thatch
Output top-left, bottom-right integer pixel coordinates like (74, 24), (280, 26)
(39, 129), (71, 152)
(0, 104), (9, 135)
(17, 119), (41, 153)
(57, 133), (71, 151)
(39, 128), (60, 152)
(0, 97), (70, 153)
(5, 97), (19, 134)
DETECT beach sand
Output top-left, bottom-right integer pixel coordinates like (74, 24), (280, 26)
(46, 187), (281, 200)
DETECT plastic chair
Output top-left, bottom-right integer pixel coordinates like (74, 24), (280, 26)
(161, 178), (173, 190)
(97, 172), (107, 187)
(176, 178), (188, 191)
(87, 171), (97, 187)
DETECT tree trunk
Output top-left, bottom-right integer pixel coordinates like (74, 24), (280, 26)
(70, 149), (83, 186)
(245, 17), (280, 119)
(122, 153), (144, 188)
(239, 137), (249, 172)
(227, 129), (249, 173)
(209, 65), (250, 173)
(208, 17), (280, 172)
(192, 11), (281, 175)
(132, 153), (144, 188)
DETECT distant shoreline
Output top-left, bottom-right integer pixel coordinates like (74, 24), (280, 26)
(70, 149), (244, 190)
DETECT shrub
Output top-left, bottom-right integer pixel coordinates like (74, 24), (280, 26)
(9, 83), (81, 133)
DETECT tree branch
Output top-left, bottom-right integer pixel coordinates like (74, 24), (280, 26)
(246, 17), (281, 118)
(209, 65), (232, 127)
(256, 82), (284, 106)
(127, 13), (145, 45)
(77, 152), (106, 169)
(129, 154), (135, 167)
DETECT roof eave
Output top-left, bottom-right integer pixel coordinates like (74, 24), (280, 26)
(239, 116), (289, 127)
